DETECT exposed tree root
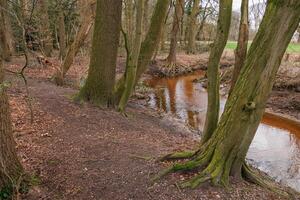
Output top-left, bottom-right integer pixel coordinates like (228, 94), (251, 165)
(154, 148), (297, 199)
(157, 151), (195, 162)
(159, 61), (192, 77)
(242, 163), (296, 198)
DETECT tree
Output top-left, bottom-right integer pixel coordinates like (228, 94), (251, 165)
(156, 0), (300, 194)
(78, 0), (122, 106)
(186, 0), (200, 54)
(165, 0), (184, 67)
(297, 25), (300, 43)
(37, 0), (53, 57)
(201, 0), (232, 144)
(118, 0), (144, 112)
(0, 0), (14, 61)
(125, 0), (134, 50)
(229, 0), (249, 95)
(58, 2), (66, 59)
(54, 0), (95, 85)
(0, 55), (24, 198)
(114, 0), (170, 103)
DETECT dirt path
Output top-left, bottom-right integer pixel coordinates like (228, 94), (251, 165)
(4, 76), (288, 200)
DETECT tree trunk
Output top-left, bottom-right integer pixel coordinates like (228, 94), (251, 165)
(125, 0), (134, 50)
(186, 0), (200, 54)
(78, 0), (122, 106)
(166, 0), (184, 65)
(0, 56), (24, 197)
(0, 0), (15, 62)
(54, 0), (95, 85)
(229, 0), (249, 96)
(37, 0), (53, 57)
(118, 0), (144, 112)
(158, 0), (300, 191)
(143, 0), (150, 39)
(297, 26), (300, 43)
(114, 0), (170, 103)
(201, 0), (232, 144)
(58, 4), (67, 60)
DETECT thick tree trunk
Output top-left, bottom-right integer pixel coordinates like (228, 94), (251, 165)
(0, 57), (24, 196)
(114, 0), (170, 103)
(58, 5), (67, 60)
(37, 0), (53, 57)
(201, 0), (232, 144)
(229, 0), (249, 96)
(54, 0), (95, 85)
(118, 0), (144, 112)
(78, 0), (122, 106)
(0, 0), (13, 61)
(166, 0), (184, 65)
(159, 0), (300, 191)
(186, 0), (200, 54)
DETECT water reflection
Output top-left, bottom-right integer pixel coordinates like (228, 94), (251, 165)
(145, 71), (300, 192)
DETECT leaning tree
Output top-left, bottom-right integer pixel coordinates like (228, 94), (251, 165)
(156, 0), (300, 194)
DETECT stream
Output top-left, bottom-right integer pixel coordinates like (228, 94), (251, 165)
(145, 71), (300, 192)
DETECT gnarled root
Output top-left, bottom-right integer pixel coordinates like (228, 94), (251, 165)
(242, 163), (296, 198)
(157, 151), (195, 162)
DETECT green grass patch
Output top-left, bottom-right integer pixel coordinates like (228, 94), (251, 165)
(225, 41), (300, 53)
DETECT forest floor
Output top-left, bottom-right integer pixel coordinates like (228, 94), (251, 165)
(4, 52), (299, 200)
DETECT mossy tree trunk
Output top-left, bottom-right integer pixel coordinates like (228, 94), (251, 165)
(0, 0), (13, 61)
(297, 26), (300, 43)
(114, 0), (170, 104)
(79, 0), (122, 106)
(0, 56), (24, 197)
(54, 0), (95, 85)
(201, 0), (232, 144)
(125, 0), (134, 50)
(37, 0), (53, 57)
(158, 0), (300, 191)
(118, 0), (144, 112)
(186, 0), (200, 54)
(166, 0), (184, 66)
(229, 0), (249, 96)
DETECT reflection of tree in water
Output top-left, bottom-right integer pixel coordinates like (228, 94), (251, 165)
(154, 88), (167, 112)
(166, 79), (177, 115)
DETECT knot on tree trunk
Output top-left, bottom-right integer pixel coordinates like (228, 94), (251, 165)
(244, 101), (256, 111)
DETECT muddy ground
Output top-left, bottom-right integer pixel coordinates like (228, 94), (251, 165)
(3, 52), (299, 199)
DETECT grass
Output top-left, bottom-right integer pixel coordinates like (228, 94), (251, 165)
(225, 41), (300, 53)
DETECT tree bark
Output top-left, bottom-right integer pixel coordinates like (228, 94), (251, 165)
(166, 0), (184, 65)
(54, 0), (95, 85)
(0, 56), (24, 196)
(118, 0), (144, 112)
(125, 0), (134, 50)
(58, 3), (66, 60)
(78, 0), (122, 106)
(186, 0), (200, 54)
(201, 0), (232, 144)
(37, 0), (53, 57)
(229, 0), (249, 96)
(114, 0), (170, 103)
(0, 0), (13, 61)
(143, 0), (150, 39)
(297, 26), (300, 43)
(158, 0), (300, 191)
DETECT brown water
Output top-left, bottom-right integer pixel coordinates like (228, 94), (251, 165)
(145, 71), (300, 192)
